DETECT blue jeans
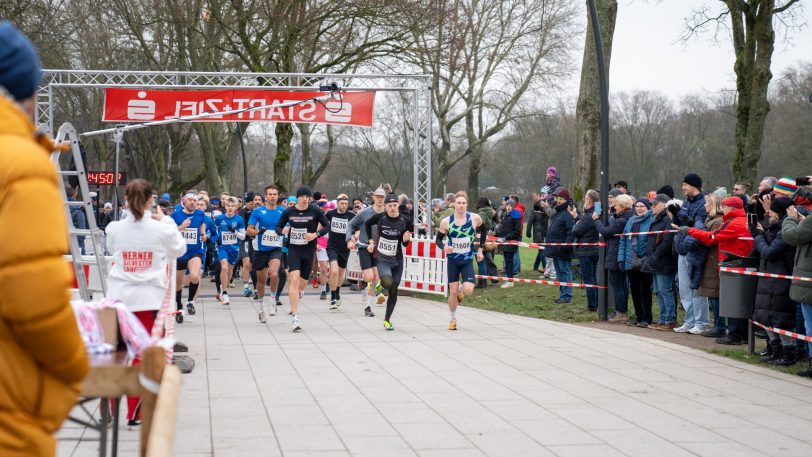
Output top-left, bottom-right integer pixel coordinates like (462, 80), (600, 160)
(608, 269), (628, 313)
(677, 255), (709, 329)
(533, 250), (546, 270)
(796, 303), (808, 354)
(579, 255), (598, 309)
(552, 258), (573, 301)
(707, 297), (725, 330)
(801, 303), (812, 359)
(653, 273), (677, 324)
(503, 251), (517, 278)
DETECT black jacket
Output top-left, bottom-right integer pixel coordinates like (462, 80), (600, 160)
(752, 218), (797, 330)
(594, 209), (629, 271)
(497, 211), (522, 253)
(545, 203), (575, 259)
(525, 202), (548, 242)
(642, 211), (678, 275)
(571, 207), (599, 257)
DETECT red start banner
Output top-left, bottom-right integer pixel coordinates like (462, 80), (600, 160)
(102, 88), (376, 127)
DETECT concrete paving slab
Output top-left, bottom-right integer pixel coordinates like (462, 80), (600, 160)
(57, 285), (811, 456)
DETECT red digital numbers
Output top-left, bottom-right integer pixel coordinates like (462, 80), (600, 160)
(87, 171), (126, 185)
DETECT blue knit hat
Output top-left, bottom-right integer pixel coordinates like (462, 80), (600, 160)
(0, 21), (42, 101)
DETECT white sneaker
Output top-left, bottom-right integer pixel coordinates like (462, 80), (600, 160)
(688, 326), (706, 335)
(500, 282), (515, 289)
(334, 298), (342, 308)
(268, 304), (276, 316)
(673, 324), (692, 333)
(258, 310), (267, 323)
(291, 315), (301, 332)
(221, 293), (230, 305)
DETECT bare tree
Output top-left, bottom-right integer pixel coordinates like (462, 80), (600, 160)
(408, 0), (577, 199)
(683, 0), (804, 186)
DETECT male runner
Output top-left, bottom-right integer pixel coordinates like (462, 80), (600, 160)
(365, 194), (412, 330)
(237, 193), (256, 297)
(247, 185), (285, 323)
(347, 187), (387, 317)
(273, 195), (298, 308)
(326, 194), (355, 310)
(170, 192), (207, 323)
(197, 198), (217, 286)
(435, 191), (487, 330)
(214, 197), (245, 305)
(275, 186), (329, 331)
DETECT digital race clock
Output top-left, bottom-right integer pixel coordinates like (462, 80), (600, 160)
(87, 171), (127, 186)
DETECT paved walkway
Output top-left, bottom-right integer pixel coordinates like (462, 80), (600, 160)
(59, 283), (812, 457)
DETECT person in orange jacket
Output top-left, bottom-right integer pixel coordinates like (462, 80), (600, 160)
(675, 196), (755, 344)
(0, 21), (89, 457)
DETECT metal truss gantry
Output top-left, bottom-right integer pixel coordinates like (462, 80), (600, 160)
(37, 70), (433, 230)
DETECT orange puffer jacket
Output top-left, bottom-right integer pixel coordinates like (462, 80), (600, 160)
(0, 95), (89, 457)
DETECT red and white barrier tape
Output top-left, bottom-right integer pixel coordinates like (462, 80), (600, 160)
(719, 266), (812, 283)
(475, 275), (607, 289)
(485, 236), (605, 248)
(616, 230), (678, 236)
(751, 320), (812, 343)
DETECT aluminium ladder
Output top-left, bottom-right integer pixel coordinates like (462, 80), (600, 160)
(52, 122), (108, 300)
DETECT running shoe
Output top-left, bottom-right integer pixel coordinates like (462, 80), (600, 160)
(329, 299), (338, 310)
(243, 285), (251, 297)
(229, 281), (235, 288)
(268, 303), (276, 316)
(221, 293), (230, 306)
(364, 306), (375, 317)
(334, 298), (342, 308)
(500, 282), (514, 289)
(376, 293), (386, 305)
(127, 419), (141, 429)
(448, 319), (457, 331)
(320, 291), (327, 300)
(374, 281), (384, 295)
(253, 290), (259, 301)
(276, 300), (283, 308)
(291, 316), (301, 332)
(187, 302), (196, 315)
(175, 312), (183, 324)
(383, 320), (394, 331)
(258, 310), (267, 323)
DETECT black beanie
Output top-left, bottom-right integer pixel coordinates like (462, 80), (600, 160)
(656, 185), (675, 199)
(682, 173), (702, 190)
(770, 196), (793, 217)
(296, 185), (312, 198)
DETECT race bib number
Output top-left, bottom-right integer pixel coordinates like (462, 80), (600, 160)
(290, 227), (308, 245)
(261, 230), (282, 247)
(221, 231), (237, 245)
(451, 237), (471, 254)
(182, 228), (198, 244)
(331, 217), (348, 234)
(378, 237), (398, 257)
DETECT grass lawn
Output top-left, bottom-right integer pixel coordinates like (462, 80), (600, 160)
(411, 235), (810, 376)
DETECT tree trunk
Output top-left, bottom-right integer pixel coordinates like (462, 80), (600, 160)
(192, 123), (226, 193)
(574, 0), (617, 202)
(274, 123), (294, 192)
(731, 0), (775, 186)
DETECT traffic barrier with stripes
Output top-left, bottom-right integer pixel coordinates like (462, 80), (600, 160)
(719, 266), (812, 283)
(616, 230), (678, 236)
(485, 236), (605, 249)
(751, 320), (812, 343)
(475, 275), (607, 289)
(401, 238), (447, 296)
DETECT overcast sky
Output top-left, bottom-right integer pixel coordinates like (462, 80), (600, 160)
(564, 0), (811, 99)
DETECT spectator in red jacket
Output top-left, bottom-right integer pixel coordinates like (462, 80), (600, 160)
(678, 196), (754, 344)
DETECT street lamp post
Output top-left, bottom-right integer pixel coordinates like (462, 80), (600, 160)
(586, 0), (611, 321)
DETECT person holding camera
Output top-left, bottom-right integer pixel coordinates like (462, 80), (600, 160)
(569, 190), (600, 311)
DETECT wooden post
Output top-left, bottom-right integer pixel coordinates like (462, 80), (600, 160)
(139, 347), (165, 457)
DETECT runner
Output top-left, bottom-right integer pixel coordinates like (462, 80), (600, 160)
(237, 193), (256, 297)
(275, 186), (330, 331)
(365, 194), (412, 330)
(246, 185), (285, 323)
(170, 192), (207, 323)
(214, 196), (245, 306)
(273, 195), (299, 308)
(435, 191), (487, 330)
(316, 199), (333, 300)
(326, 194), (355, 310)
(196, 198), (217, 298)
(347, 187), (388, 317)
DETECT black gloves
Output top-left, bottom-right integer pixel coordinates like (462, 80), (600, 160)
(678, 226), (690, 235)
(682, 215), (695, 228)
(229, 225), (237, 233)
(667, 203), (680, 220)
(748, 224), (762, 238)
